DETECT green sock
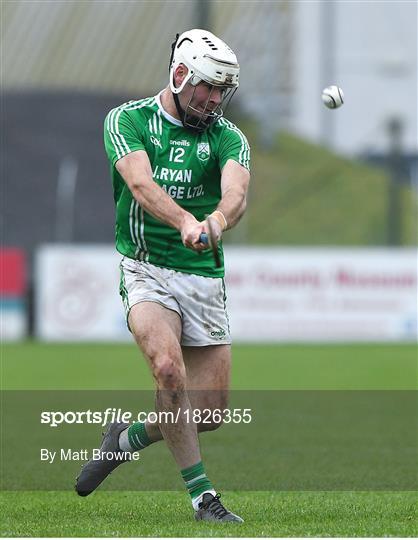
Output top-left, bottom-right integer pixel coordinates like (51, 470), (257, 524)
(181, 461), (214, 500)
(127, 422), (152, 450)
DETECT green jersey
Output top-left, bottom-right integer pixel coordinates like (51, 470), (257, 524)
(104, 92), (250, 278)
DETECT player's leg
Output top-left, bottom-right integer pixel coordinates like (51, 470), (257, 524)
(76, 254), (197, 496)
(158, 272), (242, 521)
(76, 301), (208, 496)
(181, 344), (243, 523)
(183, 344), (231, 432)
(177, 270), (232, 433)
(127, 301), (201, 468)
(124, 344), (231, 442)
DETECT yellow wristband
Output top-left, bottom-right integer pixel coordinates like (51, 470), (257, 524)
(210, 210), (228, 231)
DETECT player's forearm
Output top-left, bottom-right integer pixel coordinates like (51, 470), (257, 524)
(116, 152), (194, 232)
(216, 160), (250, 231)
(216, 189), (247, 230)
(130, 180), (193, 231)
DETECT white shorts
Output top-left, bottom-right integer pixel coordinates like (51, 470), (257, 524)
(119, 257), (232, 347)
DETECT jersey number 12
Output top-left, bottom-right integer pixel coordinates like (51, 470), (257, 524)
(169, 147), (185, 163)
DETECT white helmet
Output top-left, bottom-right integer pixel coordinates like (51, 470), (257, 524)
(168, 29), (240, 131)
(169, 29), (240, 93)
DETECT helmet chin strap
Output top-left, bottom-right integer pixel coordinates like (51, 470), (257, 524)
(172, 88), (209, 133)
(172, 91), (186, 125)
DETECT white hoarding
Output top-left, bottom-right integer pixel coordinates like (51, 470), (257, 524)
(36, 245), (417, 342)
(35, 246), (129, 341)
(224, 248), (417, 342)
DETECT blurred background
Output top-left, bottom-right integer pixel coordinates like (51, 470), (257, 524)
(1, 0), (417, 344)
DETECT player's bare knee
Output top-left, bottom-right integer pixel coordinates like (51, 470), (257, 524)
(153, 357), (186, 390)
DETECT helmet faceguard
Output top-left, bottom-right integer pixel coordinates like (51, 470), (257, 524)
(179, 83), (237, 132)
(168, 29), (240, 132)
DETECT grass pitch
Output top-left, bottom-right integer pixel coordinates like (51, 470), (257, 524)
(2, 491), (417, 537)
(1, 342), (417, 537)
(2, 342), (416, 390)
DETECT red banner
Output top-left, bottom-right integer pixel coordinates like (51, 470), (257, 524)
(0, 248), (26, 295)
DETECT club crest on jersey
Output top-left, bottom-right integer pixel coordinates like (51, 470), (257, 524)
(197, 142), (210, 162)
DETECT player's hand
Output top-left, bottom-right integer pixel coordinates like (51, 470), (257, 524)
(198, 214), (225, 268)
(180, 215), (207, 251)
(203, 215), (223, 244)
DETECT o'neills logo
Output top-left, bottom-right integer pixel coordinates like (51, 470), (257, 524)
(170, 139), (190, 146)
(210, 329), (226, 338)
(197, 142), (210, 161)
